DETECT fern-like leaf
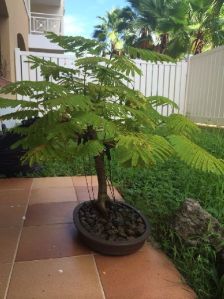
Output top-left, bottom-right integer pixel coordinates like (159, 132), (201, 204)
(148, 96), (179, 110)
(169, 135), (224, 175)
(165, 114), (200, 137)
(124, 46), (174, 62)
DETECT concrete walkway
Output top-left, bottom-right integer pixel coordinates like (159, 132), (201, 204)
(0, 176), (196, 299)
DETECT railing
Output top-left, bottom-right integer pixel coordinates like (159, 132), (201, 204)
(30, 12), (63, 35)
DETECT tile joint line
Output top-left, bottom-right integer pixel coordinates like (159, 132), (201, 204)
(3, 179), (34, 299)
(92, 255), (106, 299)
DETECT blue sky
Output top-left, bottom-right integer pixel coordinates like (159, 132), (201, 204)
(64, 0), (128, 38)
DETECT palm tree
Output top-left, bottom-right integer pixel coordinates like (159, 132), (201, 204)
(93, 7), (136, 49)
(128, 0), (224, 57)
(128, 0), (188, 54)
(188, 0), (224, 54)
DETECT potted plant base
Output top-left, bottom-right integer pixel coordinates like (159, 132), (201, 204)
(73, 200), (150, 256)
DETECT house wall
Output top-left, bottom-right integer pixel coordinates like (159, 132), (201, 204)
(0, 0), (29, 82)
(31, 3), (64, 15)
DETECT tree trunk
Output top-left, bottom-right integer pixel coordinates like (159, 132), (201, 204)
(159, 33), (169, 54)
(94, 153), (110, 214)
(192, 31), (204, 55)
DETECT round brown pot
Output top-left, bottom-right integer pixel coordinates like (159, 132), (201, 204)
(73, 201), (150, 256)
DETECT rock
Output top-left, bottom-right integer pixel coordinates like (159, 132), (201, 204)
(173, 198), (224, 252)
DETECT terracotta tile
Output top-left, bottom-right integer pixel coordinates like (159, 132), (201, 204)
(0, 204), (26, 228)
(95, 244), (196, 299)
(75, 186), (98, 201)
(25, 201), (79, 226)
(16, 223), (91, 261)
(0, 263), (12, 299)
(73, 175), (99, 187)
(8, 255), (104, 299)
(32, 177), (73, 189)
(75, 186), (123, 201)
(29, 187), (77, 205)
(0, 227), (21, 263)
(0, 189), (30, 205)
(0, 178), (32, 190)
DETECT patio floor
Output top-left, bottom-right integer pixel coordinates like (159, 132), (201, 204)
(0, 176), (196, 299)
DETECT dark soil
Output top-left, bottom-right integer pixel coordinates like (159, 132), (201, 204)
(79, 201), (146, 242)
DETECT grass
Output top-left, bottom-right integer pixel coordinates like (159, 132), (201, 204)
(31, 127), (224, 299)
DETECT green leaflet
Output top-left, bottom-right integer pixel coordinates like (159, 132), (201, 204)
(0, 81), (67, 97)
(116, 133), (173, 167)
(43, 94), (93, 112)
(168, 135), (224, 175)
(124, 46), (174, 62)
(164, 114), (201, 138)
(0, 110), (40, 121)
(0, 98), (39, 108)
(76, 140), (104, 158)
(147, 96), (179, 110)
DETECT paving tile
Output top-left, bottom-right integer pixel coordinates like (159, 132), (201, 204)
(0, 204), (26, 228)
(0, 263), (12, 299)
(0, 178), (32, 190)
(25, 201), (79, 226)
(75, 186), (98, 201)
(95, 244), (196, 299)
(32, 177), (73, 189)
(75, 186), (123, 202)
(73, 175), (99, 187)
(16, 223), (91, 262)
(0, 227), (21, 263)
(0, 189), (30, 205)
(29, 187), (77, 205)
(8, 255), (104, 299)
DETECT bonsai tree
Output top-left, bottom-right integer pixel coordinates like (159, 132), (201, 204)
(0, 33), (224, 214)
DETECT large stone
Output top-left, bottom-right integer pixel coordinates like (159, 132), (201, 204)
(173, 198), (224, 252)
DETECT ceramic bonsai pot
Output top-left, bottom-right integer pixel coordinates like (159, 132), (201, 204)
(73, 200), (150, 256)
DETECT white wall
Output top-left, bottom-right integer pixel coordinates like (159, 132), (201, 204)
(186, 46), (224, 126)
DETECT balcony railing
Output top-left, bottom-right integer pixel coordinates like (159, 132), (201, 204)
(30, 12), (63, 35)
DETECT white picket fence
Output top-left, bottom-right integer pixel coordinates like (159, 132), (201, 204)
(15, 48), (188, 115)
(1, 46), (224, 129)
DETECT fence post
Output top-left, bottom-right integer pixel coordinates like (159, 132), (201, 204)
(183, 57), (191, 116)
(15, 48), (22, 82)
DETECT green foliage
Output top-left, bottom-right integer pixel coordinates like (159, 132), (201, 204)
(165, 114), (200, 137)
(127, 0), (224, 57)
(147, 96), (179, 110)
(124, 46), (174, 62)
(169, 135), (224, 175)
(0, 33), (224, 179)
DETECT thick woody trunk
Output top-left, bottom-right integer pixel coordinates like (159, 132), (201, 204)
(94, 153), (109, 214)
(192, 31), (204, 55)
(159, 33), (169, 54)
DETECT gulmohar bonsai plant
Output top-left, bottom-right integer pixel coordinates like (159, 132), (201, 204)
(0, 32), (224, 255)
